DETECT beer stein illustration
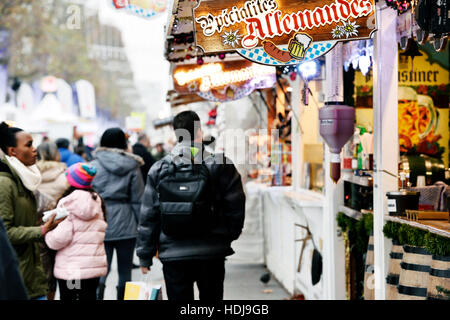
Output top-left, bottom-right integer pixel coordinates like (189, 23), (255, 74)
(288, 33), (313, 60)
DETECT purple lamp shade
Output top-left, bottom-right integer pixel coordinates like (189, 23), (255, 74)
(319, 104), (355, 182)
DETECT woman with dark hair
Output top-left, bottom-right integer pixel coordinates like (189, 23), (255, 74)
(0, 122), (64, 300)
(90, 127), (145, 300)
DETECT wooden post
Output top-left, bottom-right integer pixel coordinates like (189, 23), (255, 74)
(373, 2), (399, 300)
(289, 75), (302, 190)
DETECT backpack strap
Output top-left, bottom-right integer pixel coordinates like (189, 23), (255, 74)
(156, 153), (187, 191)
(202, 155), (222, 205)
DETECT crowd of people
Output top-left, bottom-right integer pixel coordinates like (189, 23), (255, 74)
(0, 122), (165, 300)
(0, 110), (246, 301)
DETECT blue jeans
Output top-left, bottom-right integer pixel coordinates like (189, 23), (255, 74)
(31, 296), (47, 300)
(99, 238), (136, 300)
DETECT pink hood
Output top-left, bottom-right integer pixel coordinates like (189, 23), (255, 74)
(45, 190), (108, 280)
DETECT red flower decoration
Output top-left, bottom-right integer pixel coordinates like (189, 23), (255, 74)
(417, 85), (428, 95)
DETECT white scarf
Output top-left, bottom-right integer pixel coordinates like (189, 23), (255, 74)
(5, 155), (42, 192)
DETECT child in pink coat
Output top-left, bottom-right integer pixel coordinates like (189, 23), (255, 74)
(45, 163), (107, 300)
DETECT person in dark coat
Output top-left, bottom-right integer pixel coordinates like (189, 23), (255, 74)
(0, 216), (29, 300)
(90, 128), (145, 300)
(132, 133), (155, 184)
(152, 142), (167, 161)
(136, 111), (246, 301)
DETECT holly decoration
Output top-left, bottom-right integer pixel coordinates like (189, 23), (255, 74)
(383, 221), (450, 256)
(385, 0), (413, 14)
(206, 106), (218, 126)
(337, 212), (373, 254)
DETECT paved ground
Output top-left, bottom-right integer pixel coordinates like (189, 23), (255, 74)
(56, 251), (291, 300)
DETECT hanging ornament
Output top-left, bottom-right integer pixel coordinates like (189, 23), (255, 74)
(289, 71), (297, 81)
(219, 53), (226, 60)
(206, 105), (218, 126)
(344, 61), (350, 72)
(385, 0), (413, 14)
(358, 55), (371, 76)
(197, 57), (204, 65)
(351, 57), (359, 70)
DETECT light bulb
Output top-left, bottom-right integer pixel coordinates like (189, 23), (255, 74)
(297, 60), (319, 81)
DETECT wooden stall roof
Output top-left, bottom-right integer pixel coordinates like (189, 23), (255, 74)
(166, 0), (238, 63)
(166, 89), (207, 108)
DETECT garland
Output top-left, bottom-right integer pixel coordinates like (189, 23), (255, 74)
(383, 221), (450, 256)
(337, 212), (374, 254)
(385, 0), (413, 14)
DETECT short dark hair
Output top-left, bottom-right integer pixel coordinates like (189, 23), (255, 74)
(172, 111), (201, 143)
(74, 145), (85, 156)
(100, 127), (127, 150)
(55, 138), (70, 149)
(0, 122), (23, 154)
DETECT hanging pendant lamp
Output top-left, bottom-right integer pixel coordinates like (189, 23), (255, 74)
(400, 38), (423, 69)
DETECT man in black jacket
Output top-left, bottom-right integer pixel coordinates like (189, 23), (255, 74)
(132, 133), (155, 184)
(136, 111), (246, 301)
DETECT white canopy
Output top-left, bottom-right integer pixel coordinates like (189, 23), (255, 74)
(29, 93), (78, 123)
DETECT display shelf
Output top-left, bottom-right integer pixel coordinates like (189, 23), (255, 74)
(342, 172), (373, 187)
(384, 215), (450, 239)
(339, 205), (373, 221)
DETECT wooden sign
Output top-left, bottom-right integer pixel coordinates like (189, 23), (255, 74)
(193, 0), (376, 65)
(173, 60), (276, 101)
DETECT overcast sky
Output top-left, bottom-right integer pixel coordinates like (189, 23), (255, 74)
(89, 0), (172, 119)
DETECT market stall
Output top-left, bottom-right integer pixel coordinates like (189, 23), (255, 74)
(336, 0), (450, 300)
(164, 0), (449, 300)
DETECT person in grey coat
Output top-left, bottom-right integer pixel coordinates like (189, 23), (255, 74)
(137, 111), (246, 301)
(90, 128), (145, 300)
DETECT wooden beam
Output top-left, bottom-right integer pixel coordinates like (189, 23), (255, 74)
(373, 2), (399, 300)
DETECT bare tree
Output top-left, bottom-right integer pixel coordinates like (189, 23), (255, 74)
(1, 0), (134, 118)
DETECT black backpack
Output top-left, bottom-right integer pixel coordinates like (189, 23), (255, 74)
(156, 154), (217, 237)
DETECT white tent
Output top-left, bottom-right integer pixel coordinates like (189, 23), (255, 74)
(29, 93), (78, 123)
(0, 102), (26, 126)
(22, 93), (78, 140)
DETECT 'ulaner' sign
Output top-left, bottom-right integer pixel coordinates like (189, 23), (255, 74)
(193, 0), (377, 65)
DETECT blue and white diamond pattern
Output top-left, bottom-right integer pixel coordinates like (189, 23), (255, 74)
(196, 86), (253, 102)
(239, 40), (336, 66)
(126, 4), (157, 19)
